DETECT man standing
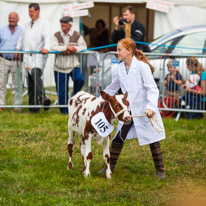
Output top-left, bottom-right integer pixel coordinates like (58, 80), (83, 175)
(111, 6), (149, 51)
(51, 16), (87, 114)
(0, 12), (22, 112)
(16, 3), (51, 113)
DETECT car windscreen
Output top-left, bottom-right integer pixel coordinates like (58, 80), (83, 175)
(173, 31), (206, 55)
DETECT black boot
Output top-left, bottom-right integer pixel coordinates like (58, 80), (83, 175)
(98, 141), (124, 174)
(150, 141), (166, 179)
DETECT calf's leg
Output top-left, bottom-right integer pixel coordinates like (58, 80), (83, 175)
(102, 137), (112, 179)
(67, 129), (75, 170)
(83, 134), (93, 177)
(80, 139), (86, 172)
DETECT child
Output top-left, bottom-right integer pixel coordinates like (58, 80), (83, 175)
(99, 38), (166, 179)
(164, 60), (183, 100)
(181, 57), (205, 119)
(182, 74), (201, 109)
(185, 73), (201, 92)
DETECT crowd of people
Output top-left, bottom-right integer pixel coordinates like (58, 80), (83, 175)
(0, 3), (205, 119)
(163, 58), (206, 119)
(0, 3), (87, 114)
(0, 4), (149, 114)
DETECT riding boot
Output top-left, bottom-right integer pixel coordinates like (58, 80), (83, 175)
(150, 141), (166, 179)
(98, 141), (124, 174)
(110, 141), (124, 172)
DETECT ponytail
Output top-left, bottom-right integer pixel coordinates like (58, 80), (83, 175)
(135, 49), (154, 74)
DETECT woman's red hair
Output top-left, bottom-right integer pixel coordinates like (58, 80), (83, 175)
(118, 38), (154, 74)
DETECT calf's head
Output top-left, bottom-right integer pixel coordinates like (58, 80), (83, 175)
(100, 91), (131, 123)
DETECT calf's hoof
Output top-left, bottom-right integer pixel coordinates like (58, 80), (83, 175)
(67, 162), (73, 170)
(106, 172), (112, 179)
(83, 172), (90, 178)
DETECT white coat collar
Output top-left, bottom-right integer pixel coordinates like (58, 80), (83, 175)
(120, 56), (139, 74)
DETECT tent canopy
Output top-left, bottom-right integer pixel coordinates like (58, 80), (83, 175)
(2, 0), (206, 8)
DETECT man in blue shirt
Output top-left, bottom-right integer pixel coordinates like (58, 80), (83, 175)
(0, 12), (22, 112)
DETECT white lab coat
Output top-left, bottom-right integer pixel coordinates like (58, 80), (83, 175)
(17, 17), (51, 71)
(104, 56), (165, 146)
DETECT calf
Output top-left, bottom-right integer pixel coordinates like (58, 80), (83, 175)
(67, 91), (131, 179)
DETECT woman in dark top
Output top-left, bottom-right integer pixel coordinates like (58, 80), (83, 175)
(94, 19), (109, 48)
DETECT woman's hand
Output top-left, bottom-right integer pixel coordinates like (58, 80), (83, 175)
(145, 109), (155, 118)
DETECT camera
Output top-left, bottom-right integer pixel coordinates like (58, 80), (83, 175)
(118, 18), (127, 26)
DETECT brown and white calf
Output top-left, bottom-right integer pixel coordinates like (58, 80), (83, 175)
(67, 90), (131, 179)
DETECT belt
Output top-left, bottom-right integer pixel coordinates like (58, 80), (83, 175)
(0, 54), (14, 61)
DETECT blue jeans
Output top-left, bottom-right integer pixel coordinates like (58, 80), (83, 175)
(54, 67), (84, 114)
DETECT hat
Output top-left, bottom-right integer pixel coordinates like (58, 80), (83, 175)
(60, 16), (73, 24)
(186, 74), (200, 88)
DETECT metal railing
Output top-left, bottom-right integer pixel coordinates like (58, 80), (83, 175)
(1, 49), (206, 119)
(0, 50), (100, 110)
(100, 52), (206, 120)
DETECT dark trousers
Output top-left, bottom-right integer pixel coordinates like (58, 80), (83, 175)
(113, 120), (134, 144)
(54, 67), (84, 114)
(113, 120), (161, 152)
(182, 92), (203, 119)
(28, 68), (45, 112)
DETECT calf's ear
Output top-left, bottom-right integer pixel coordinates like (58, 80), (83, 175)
(124, 91), (128, 98)
(100, 90), (110, 100)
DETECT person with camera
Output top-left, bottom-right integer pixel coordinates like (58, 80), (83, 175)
(111, 6), (149, 52)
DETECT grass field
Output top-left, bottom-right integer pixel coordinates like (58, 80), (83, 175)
(0, 108), (205, 206)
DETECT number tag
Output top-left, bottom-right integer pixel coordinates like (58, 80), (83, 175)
(91, 112), (114, 137)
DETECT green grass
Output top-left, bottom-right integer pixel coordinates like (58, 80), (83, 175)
(0, 109), (205, 206)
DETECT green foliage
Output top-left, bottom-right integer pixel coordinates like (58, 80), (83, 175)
(0, 110), (205, 206)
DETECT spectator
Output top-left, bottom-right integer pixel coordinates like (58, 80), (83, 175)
(164, 60), (183, 100)
(182, 57), (206, 118)
(185, 74), (201, 92)
(15, 3), (51, 113)
(0, 12), (22, 112)
(51, 16), (87, 114)
(94, 19), (109, 48)
(111, 6), (149, 52)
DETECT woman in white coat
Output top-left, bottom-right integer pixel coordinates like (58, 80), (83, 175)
(100, 38), (166, 178)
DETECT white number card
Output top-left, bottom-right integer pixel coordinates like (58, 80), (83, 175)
(91, 112), (114, 137)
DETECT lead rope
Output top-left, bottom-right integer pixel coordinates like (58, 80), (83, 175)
(131, 112), (164, 133)
(108, 103), (130, 143)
